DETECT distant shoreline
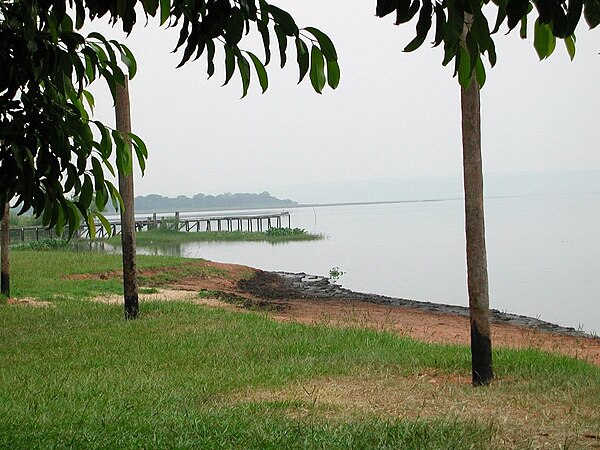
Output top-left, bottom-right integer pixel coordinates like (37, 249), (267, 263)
(132, 195), (522, 215)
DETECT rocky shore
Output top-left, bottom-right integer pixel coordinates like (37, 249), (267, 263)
(268, 271), (597, 340)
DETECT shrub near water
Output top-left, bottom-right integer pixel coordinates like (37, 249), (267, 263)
(10, 238), (71, 251)
(127, 227), (322, 245)
(264, 227), (308, 237)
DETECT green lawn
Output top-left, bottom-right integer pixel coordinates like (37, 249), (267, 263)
(0, 251), (598, 448)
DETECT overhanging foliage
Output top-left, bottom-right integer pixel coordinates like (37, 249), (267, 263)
(375, 0), (599, 87)
(0, 0), (339, 236)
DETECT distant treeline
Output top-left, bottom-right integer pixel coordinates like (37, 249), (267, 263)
(133, 191), (297, 212)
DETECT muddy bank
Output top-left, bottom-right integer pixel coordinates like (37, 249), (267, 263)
(239, 270), (597, 340)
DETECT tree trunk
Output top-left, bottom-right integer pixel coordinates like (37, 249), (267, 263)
(1, 202), (9, 298)
(461, 73), (493, 386)
(115, 77), (139, 320)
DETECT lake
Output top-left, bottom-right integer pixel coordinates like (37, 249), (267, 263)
(133, 193), (600, 335)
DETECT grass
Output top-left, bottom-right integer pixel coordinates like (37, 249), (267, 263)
(10, 238), (71, 251)
(7, 250), (229, 300)
(108, 227), (323, 246)
(1, 251), (599, 448)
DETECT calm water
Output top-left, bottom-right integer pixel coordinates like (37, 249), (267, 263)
(135, 194), (600, 334)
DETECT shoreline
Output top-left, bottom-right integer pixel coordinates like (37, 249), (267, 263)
(269, 271), (598, 340)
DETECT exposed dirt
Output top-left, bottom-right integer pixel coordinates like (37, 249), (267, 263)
(268, 298), (600, 366)
(66, 263), (600, 366)
(6, 297), (53, 307)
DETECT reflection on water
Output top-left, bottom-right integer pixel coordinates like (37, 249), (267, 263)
(138, 243), (182, 256)
(95, 196), (600, 334)
(136, 238), (301, 257)
(72, 240), (112, 253)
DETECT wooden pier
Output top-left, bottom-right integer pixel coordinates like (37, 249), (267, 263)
(9, 211), (292, 241)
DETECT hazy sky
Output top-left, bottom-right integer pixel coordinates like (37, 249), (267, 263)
(88, 1), (600, 201)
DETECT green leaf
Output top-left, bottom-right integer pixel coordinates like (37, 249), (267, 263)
(492, 0), (508, 33)
(94, 121), (112, 159)
(80, 90), (95, 114)
(403, 0), (433, 52)
(534, 19), (554, 59)
(206, 40), (216, 78)
(86, 212), (97, 239)
(465, 32), (479, 80)
(95, 211), (112, 237)
(507, 0), (531, 30)
(257, 21), (271, 65)
(160, 0), (170, 25)
(303, 27), (338, 61)
(376, 0), (397, 17)
(102, 157), (116, 178)
(112, 130), (132, 176)
(223, 45), (236, 86)
(274, 24), (288, 68)
(66, 202), (80, 240)
(474, 56), (486, 87)
(519, 15), (528, 39)
(105, 180), (124, 213)
(176, 25), (199, 68)
(141, 0), (160, 17)
(119, 43), (137, 79)
(584, 0), (600, 28)
(396, 0), (420, 25)
(295, 38), (309, 83)
(130, 133), (148, 175)
(95, 186), (107, 211)
(225, 7), (244, 45)
(564, 35), (576, 60)
(83, 52), (97, 83)
(91, 158), (105, 191)
(458, 46), (472, 88)
(55, 204), (65, 238)
(237, 53), (251, 98)
(433, 4), (446, 47)
(259, 0), (270, 23)
(309, 45), (326, 94)
(326, 59), (340, 89)
(268, 5), (299, 36)
(42, 197), (53, 227)
(246, 52), (269, 93)
(80, 175), (93, 209)
(470, 9), (494, 54)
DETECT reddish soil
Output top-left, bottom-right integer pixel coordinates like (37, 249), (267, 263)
(59, 261), (600, 366)
(177, 264), (600, 366)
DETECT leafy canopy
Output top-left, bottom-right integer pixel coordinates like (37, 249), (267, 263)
(0, 0), (340, 236)
(375, 0), (599, 87)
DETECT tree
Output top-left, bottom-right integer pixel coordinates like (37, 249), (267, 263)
(1, 2), (141, 237)
(1, 202), (9, 298)
(1, 0), (340, 234)
(2, 1), (339, 318)
(375, 0), (595, 385)
(115, 77), (139, 320)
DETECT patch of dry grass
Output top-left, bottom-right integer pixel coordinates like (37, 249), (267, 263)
(228, 371), (600, 449)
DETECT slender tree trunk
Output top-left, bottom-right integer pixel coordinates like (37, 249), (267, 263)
(461, 73), (493, 386)
(1, 202), (9, 298)
(115, 77), (139, 320)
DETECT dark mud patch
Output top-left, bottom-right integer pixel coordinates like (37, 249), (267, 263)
(237, 270), (299, 300)
(244, 271), (599, 340)
(199, 289), (288, 312)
